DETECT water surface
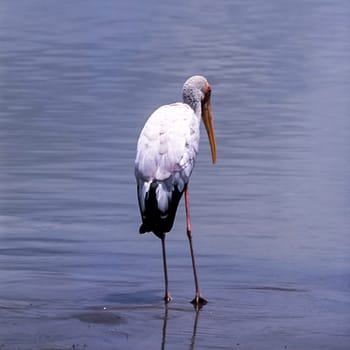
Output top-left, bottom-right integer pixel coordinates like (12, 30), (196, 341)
(0, 0), (349, 349)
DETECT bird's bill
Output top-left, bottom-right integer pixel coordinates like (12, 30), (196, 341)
(202, 99), (217, 164)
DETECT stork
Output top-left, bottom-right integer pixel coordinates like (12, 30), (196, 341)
(135, 75), (217, 306)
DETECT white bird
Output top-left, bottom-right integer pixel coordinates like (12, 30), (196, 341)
(135, 75), (217, 306)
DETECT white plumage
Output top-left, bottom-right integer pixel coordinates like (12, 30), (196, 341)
(135, 102), (199, 214)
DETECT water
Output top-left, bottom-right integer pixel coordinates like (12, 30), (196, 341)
(0, 0), (349, 349)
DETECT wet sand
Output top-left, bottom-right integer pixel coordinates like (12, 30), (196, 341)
(1, 284), (349, 350)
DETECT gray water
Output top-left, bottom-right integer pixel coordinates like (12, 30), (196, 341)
(0, 0), (349, 349)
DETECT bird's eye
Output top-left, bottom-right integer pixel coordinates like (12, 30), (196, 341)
(203, 85), (211, 102)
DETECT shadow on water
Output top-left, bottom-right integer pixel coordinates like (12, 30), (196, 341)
(104, 290), (162, 305)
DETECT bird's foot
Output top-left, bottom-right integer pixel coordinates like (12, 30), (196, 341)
(164, 293), (172, 303)
(191, 294), (208, 309)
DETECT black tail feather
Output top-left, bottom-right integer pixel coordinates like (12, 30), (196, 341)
(138, 181), (184, 239)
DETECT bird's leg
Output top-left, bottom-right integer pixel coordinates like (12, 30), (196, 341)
(185, 187), (208, 307)
(161, 236), (172, 303)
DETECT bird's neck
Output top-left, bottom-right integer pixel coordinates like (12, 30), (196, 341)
(186, 99), (202, 119)
(183, 90), (202, 119)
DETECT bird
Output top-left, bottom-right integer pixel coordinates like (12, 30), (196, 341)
(134, 75), (216, 306)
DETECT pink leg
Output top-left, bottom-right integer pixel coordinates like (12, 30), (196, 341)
(185, 187), (208, 307)
(161, 236), (171, 303)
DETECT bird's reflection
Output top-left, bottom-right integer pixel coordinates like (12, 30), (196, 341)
(188, 306), (200, 350)
(160, 304), (201, 350)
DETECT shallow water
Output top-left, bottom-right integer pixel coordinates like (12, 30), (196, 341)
(0, 0), (349, 349)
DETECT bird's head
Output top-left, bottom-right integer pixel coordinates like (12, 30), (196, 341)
(183, 75), (217, 164)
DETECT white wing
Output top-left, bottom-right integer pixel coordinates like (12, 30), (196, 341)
(135, 102), (200, 216)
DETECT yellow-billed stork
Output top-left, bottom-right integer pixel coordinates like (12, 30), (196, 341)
(135, 75), (216, 306)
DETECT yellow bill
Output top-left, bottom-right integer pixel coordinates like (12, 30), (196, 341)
(202, 98), (217, 164)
